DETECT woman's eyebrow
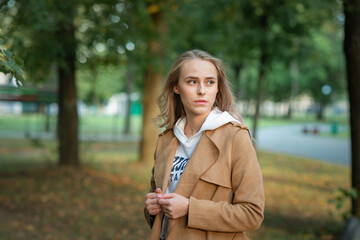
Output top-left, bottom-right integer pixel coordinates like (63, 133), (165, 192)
(184, 76), (216, 79)
(184, 76), (199, 79)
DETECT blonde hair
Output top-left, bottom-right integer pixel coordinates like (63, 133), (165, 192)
(156, 49), (241, 129)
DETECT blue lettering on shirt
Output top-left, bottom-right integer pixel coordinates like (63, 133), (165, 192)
(169, 156), (189, 182)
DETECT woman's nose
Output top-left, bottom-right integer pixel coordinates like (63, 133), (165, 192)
(197, 83), (206, 95)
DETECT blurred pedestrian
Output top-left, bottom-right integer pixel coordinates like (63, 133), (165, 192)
(144, 49), (265, 240)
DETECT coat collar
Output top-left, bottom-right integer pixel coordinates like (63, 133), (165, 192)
(155, 124), (239, 197)
(174, 130), (220, 197)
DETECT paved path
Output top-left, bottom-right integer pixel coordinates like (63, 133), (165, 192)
(256, 123), (350, 166)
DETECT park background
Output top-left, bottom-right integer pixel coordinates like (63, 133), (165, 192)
(0, 0), (358, 240)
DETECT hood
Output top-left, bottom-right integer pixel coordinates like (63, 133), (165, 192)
(173, 107), (241, 144)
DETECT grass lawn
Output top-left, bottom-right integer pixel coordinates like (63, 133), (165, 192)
(0, 114), (143, 136)
(0, 138), (350, 240)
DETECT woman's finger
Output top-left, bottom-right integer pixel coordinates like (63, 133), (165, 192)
(146, 198), (160, 208)
(146, 192), (158, 200)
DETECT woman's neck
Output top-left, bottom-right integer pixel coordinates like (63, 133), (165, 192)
(184, 112), (211, 138)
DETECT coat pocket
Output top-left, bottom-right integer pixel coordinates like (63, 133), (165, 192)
(190, 176), (233, 203)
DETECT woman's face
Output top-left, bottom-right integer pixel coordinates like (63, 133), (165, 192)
(174, 59), (219, 120)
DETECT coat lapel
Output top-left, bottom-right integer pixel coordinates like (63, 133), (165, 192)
(154, 133), (178, 193)
(174, 131), (220, 198)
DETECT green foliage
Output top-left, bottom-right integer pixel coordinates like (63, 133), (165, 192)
(0, 0), (346, 109)
(164, 0), (344, 107)
(299, 25), (346, 105)
(330, 187), (358, 220)
(0, 0), (150, 106)
(77, 65), (126, 105)
(0, 0), (71, 83)
(0, 41), (24, 86)
(266, 61), (293, 102)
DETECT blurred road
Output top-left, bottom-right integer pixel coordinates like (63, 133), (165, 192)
(256, 123), (350, 166)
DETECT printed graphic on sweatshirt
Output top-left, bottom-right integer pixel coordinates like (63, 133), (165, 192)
(170, 156), (190, 182)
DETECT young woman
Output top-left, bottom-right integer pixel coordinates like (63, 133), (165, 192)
(144, 49), (264, 240)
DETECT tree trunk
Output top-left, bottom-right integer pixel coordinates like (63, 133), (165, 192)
(90, 65), (98, 110)
(139, 7), (166, 163)
(45, 104), (50, 132)
(252, 51), (267, 140)
(57, 7), (79, 167)
(243, 101), (250, 117)
(252, 13), (269, 141)
(286, 60), (299, 119)
(233, 64), (243, 101)
(316, 103), (324, 121)
(140, 69), (163, 163)
(124, 60), (134, 135)
(344, 0), (360, 217)
(286, 104), (292, 119)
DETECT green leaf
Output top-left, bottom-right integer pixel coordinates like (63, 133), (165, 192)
(0, 47), (25, 85)
(15, 78), (24, 87)
(349, 188), (358, 200)
(4, 49), (13, 58)
(335, 199), (343, 209)
(4, 62), (13, 71)
(14, 57), (25, 67)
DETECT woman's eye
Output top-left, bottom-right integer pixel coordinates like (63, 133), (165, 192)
(188, 80), (196, 84)
(207, 80), (215, 85)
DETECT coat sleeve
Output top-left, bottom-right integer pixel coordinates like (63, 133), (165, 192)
(144, 166), (157, 227)
(144, 137), (160, 227)
(187, 128), (265, 232)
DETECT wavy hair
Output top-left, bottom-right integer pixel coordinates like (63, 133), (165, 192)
(156, 49), (241, 129)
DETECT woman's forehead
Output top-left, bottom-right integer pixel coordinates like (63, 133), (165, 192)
(179, 59), (217, 77)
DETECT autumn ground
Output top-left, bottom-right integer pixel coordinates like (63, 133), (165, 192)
(0, 138), (350, 240)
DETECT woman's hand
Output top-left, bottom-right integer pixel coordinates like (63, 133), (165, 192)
(145, 188), (162, 216)
(158, 193), (189, 219)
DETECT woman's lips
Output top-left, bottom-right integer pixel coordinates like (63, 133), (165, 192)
(194, 100), (208, 105)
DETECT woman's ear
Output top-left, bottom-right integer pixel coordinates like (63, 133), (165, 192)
(173, 85), (179, 94)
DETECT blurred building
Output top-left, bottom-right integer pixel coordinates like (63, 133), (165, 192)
(0, 73), (58, 115)
(236, 94), (349, 118)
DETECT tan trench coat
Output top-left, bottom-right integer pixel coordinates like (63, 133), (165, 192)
(145, 122), (265, 240)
